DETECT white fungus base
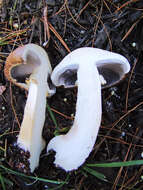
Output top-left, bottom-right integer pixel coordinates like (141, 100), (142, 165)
(47, 62), (102, 171)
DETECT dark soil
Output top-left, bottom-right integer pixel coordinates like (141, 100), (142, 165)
(0, 0), (143, 190)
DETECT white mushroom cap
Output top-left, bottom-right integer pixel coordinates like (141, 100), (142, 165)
(4, 43), (55, 96)
(51, 47), (130, 88)
(47, 47), (130, 171)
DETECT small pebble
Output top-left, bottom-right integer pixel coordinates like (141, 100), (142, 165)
(121, 131), (125, 137)
(80, 30), (85, 34)
(1, 106), (5, 110)
(111, 90), (115, 96)
(13, 23), (19, 29)
(64, 98), (67, 102)
(131, 42), (136, 47)
(128, 124), (132, 128)
(44, 185), (49, 189)
(71, 113), (74, 117)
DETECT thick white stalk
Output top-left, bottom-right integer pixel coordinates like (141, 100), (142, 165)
(17, 78), (47, 172)
(47, 62), (102, 171)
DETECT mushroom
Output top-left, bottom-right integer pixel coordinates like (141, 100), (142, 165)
(4, 43), (55, 172)
(47, 47), (130, 171)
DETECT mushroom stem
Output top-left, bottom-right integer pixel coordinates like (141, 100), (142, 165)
(4, 44), (56, 172)
(47, 62), (102, 171)
(17, 77), (47, 172)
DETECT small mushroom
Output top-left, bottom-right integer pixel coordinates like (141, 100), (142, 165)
(47, 47), (130, 171)
(4, 43), (55, 172)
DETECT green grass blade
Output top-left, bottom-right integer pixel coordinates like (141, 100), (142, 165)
(83, 166), (108, 182)
(2, 176), (13, 186)
(0, 173), (6, 190)
(0, 165), (67, 185)
(87, 160), (143, 167)
(47, 104), (59, 131)
(48, 174), (70, 190)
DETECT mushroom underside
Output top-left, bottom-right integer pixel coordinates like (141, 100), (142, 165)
(58, 63), (127, 88)
(11, 51), (40, 83)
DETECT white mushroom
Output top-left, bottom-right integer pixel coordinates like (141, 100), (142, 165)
(47, 47), (130, 171)
(5, 44), (55, 172)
